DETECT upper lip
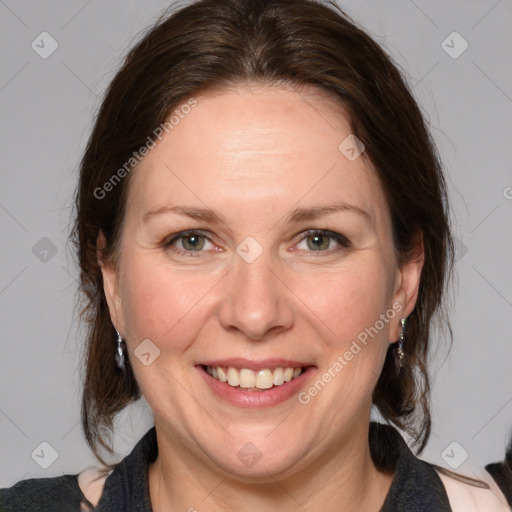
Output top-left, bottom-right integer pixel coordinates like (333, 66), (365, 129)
(198, 358), (315, 371)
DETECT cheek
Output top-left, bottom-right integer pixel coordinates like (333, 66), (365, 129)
(293, 264), (394, 414)
(119, 255), (217, 346)
(119, 247), (395, 365)
(294, 261), (392, 346)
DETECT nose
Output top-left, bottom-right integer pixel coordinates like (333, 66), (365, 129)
(218, 249), (294, 341)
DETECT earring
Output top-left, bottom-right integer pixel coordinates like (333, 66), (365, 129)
(397, 317), (406, 366)
(115, 330), (125, 370)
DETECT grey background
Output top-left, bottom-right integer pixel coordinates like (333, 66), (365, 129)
(1, 0), (511, 487)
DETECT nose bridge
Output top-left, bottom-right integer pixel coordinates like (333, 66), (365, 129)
(218, 245), (293, 340)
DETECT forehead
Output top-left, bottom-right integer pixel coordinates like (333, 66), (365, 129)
(125, 84), (389, 229)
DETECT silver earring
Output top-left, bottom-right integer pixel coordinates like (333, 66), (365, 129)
(115, 330), (125, 370)
(397, 318), (406, 366)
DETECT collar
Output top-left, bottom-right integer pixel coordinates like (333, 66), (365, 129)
(95, 422), (451, 511)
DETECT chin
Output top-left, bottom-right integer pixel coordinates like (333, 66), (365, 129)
(204, 436), (308, 481)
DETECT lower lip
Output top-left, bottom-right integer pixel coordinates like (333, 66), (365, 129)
(196, 365), (317, 408)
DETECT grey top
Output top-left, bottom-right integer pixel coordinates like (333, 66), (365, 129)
(0, 422), (452, 511)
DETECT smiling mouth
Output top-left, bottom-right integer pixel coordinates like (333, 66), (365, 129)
(199, 364), (307, 391)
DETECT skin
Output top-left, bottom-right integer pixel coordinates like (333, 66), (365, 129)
(100, 83), (424, 512)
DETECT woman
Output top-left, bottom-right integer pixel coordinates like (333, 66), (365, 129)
(1, 0), (509, 510)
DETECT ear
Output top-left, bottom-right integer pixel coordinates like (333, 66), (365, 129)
(97, 230), (125, 334)
(389, 233), (425, 342)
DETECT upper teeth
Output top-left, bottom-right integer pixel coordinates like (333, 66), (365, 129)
(205, 366), (303, 390)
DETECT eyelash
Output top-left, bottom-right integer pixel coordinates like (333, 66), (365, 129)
(164, 229), (351, 257)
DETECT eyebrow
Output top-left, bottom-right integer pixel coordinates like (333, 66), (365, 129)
(143, 205), (224, 224)
(142, 202), (371, 225)
(285, 203), (371, 224)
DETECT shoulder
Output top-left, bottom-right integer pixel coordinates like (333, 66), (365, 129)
(370, 423), (511, 511)
(371, 423), (452, 510)
(0, 474), (86, 512)
(1, 427), (157, 512)
(436, 467), (511, 512)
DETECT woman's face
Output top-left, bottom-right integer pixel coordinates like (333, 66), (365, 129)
(102, 84), (422, 478)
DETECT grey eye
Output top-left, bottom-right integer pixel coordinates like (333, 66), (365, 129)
(180, 234), (206, 251)
(306, 233), (332, 251)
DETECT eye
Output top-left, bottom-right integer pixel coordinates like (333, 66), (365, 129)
(164, 228), (350, 257)
(164, 230), (216, 256)
(295, 229), (350, 253)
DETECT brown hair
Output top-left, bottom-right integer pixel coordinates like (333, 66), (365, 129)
(71, 0), (454, 465)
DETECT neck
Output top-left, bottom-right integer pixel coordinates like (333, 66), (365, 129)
(148, 421), (394, 512)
